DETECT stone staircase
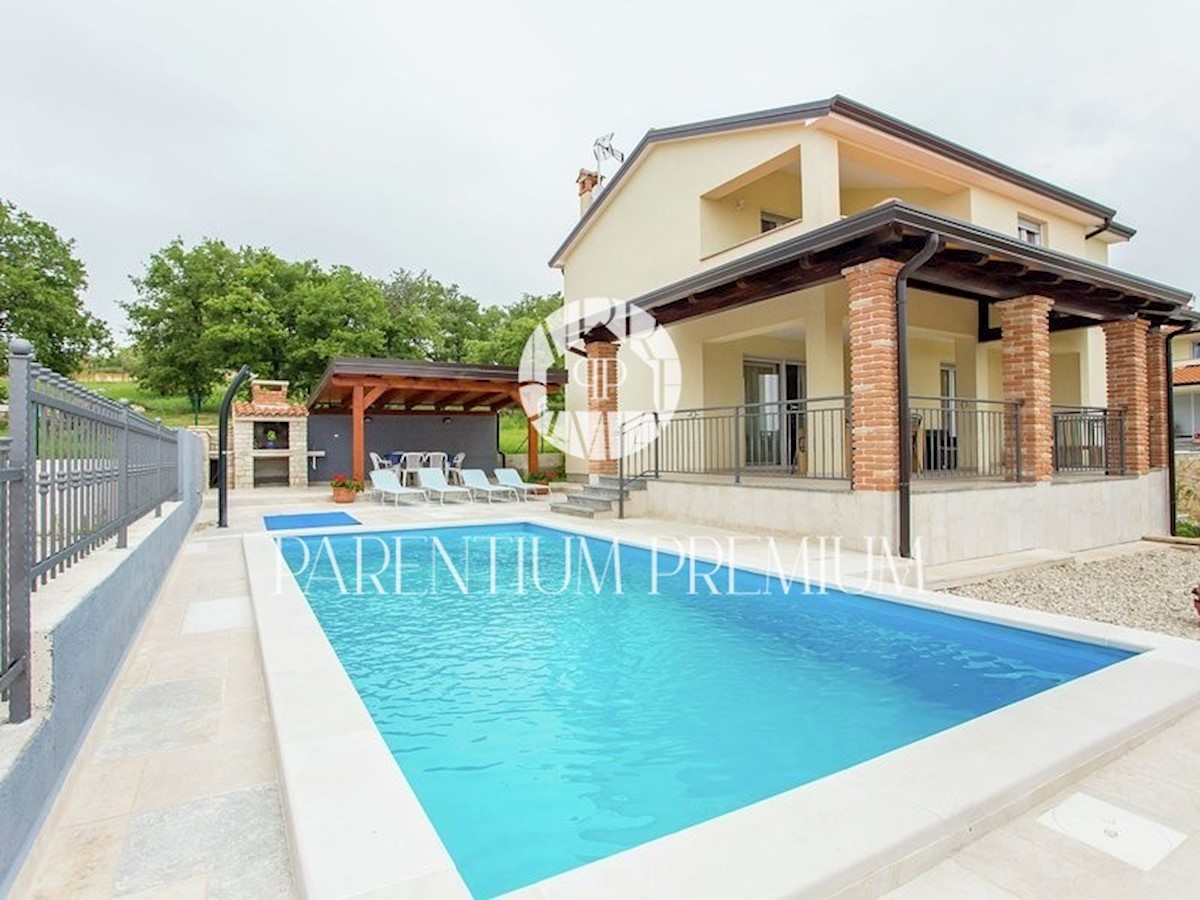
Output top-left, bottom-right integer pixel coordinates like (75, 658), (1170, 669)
(550, 476), (647, 520)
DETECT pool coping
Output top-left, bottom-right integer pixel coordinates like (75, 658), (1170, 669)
(243, 520), (1200, 900)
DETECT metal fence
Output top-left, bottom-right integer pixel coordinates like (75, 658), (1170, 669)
(619, 397), (852, 487)
(909, 396), (1022, 481)
(1052, 406), (1126, 475)
(2, 340), (181, 724)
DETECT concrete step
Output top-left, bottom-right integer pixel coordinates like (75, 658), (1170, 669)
(549, 501), (615, 520)
(596, 475), (647, 491)
(571, 493), (617, 512)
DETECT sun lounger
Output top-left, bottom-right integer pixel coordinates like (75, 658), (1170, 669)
(460, 469), (519, 503)
(416, 467), (471, 504)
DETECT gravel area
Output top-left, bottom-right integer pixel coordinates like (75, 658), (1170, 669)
(946, 545), (1200, 640)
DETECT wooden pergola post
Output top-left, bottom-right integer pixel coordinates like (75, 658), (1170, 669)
(527, 412), (539, 476)
(351, 384), (365, 483)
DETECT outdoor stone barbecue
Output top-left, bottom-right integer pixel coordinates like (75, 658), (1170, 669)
(232, 380), (310, 487)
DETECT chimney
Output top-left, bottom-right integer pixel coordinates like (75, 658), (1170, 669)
(577, 168), (601, 215)
(250, 380), (290, 406)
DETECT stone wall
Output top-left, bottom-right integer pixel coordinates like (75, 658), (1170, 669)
(1179, 454), (1200, 521)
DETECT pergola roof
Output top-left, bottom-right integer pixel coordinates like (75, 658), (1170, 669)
(307, 357), (567, 415)
(621, 201), (1197, 331)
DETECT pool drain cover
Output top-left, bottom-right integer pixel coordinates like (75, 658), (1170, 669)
(1036, 792), (1186, 871)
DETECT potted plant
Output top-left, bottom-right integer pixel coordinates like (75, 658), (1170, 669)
(264, 427), (278, 449)
(330, 473), (363, 503)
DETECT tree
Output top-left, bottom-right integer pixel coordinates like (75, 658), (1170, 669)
(126, 240), (397, 418)
(124, 238), (241, 423)
(380, 270), (488, 362)
(0, 199), (112, 373)
(465, 292), (564, 367)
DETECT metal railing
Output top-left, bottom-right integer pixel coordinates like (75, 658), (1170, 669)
(909, 396), (1022, 481)
(2, 340), (182, 724)
(618, 397), (851, 506)
(1052, 406), (1125, 475)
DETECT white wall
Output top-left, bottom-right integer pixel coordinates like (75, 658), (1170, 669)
(636, 471), (1168, 566)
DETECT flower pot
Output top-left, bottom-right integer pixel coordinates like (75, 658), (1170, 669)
(331, 487), (357, 504)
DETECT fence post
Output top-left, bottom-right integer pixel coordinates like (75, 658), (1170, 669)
(618, 418), (625, 520)
(155, 418), (164, 518)
(652, 412), (660, 478)
(5, 340), (34, 722)
(1014, 400), (1023, 481)
(733, 406), (742, 484)
(1113, 410), (1123, 475)
(117, 399), (130, 548)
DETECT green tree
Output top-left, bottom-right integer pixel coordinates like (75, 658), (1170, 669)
(465, 292), (564, 367)
(124, 238), (241, 423)
(0, 199), (112, 373)
(126, 240), (396, 416)
(381, 270), (487, 362)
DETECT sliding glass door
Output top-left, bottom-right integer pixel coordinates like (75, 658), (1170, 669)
(743, 359), (804, 467)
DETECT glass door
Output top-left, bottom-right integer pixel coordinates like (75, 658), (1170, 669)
(743, 361), (781, 466)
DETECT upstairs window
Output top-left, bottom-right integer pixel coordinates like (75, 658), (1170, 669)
(1192, 340), (1200, 360)
(1017, 216), (1044, 246)
(760, 211), (795, 233)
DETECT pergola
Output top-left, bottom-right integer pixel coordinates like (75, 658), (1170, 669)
(307, 358), (567, 482)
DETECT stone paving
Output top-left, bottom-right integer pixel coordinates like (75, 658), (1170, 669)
(11, 523), (292, 899)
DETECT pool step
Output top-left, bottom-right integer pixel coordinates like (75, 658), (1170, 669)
(550, 478), (648, 520)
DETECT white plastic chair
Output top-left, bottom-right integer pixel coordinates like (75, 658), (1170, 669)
(399, 452), (424, 486)
(447, 451), (466, 484)
(425, 451), (448, 473)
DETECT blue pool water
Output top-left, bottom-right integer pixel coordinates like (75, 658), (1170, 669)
(280, 523), (1131, 898)
(263, 511), (360, 531)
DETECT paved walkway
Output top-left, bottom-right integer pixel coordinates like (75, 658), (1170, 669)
(11, 523), (292, 898)
(883, 709), (1200, 899)
(11, 485), (1200, 898)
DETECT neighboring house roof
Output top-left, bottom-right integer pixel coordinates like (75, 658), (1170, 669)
(1175, 365), (1200, 386)
(549, 95), (1133, 268)
(621, 200), (1196, 328)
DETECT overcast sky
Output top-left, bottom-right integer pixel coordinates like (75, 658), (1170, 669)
(3, 0), (1197, 339)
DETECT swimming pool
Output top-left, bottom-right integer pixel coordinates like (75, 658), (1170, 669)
(279, 522), (1132, 898)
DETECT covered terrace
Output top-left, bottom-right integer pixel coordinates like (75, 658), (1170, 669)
(585, 200), (1198, 557)
(307, 358), (566, 483)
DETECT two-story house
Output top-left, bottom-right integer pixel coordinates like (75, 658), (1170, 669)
(548, 96), (1197, 564)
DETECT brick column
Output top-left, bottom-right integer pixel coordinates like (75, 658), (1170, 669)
(1102, 318), (1151, 475)
(997, 295), (1053, 481)
(1146, 326), (1169, 470)
(584, 338), (620, 477)
(843, 258), (904, 491)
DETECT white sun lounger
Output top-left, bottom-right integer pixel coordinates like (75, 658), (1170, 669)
(416, 467), (471, 504)
(368, 469), (426, 505)
(460, 469), (519, 503)
(494, 468), (551, 500)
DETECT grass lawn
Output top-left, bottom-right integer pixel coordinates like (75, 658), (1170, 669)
(73, 379), (220, 428)
(498, 410), (564, 454)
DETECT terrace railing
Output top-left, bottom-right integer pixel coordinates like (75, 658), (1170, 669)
(2, 340), (181, 724)
(1052, 405), (1125, 475)
(618, 396), (852, 503)
(909, 396), (1022, 481)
